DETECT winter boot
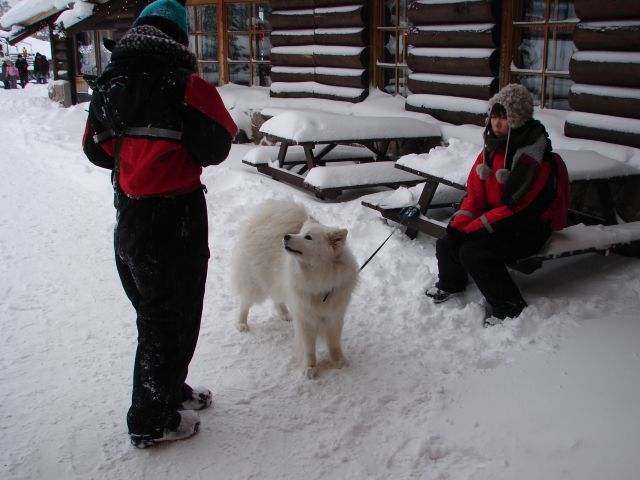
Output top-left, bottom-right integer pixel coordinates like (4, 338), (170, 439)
(425, 286), (455, 304)
(181, 386), (213, 411)
(130, 410), (200, 449)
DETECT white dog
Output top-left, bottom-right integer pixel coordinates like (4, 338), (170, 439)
(230, 200), (359, 379)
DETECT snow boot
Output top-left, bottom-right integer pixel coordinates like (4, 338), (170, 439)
(425, 286), (455, 304)
(130, 410), (200, 449)
(181, 386), (213, 411)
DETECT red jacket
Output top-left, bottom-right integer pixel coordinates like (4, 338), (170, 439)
(450, 149), (554, 236)
(83, 40), (237, 197)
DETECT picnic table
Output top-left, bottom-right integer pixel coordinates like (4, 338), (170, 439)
(362, 139), (640, 272)
(243, 110), (442, 200)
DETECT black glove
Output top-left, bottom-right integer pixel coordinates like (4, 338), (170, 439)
(398, 205), (420, 222)
(445, 224), (467, 242)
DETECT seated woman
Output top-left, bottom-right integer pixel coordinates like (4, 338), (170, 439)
(426, 83), (560, 326)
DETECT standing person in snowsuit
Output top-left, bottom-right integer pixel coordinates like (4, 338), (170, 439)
(426, 84), (560, 326)
(15, 54), (28, 88)
(40, 55), (49, 84)
(82, 0), (237, 448)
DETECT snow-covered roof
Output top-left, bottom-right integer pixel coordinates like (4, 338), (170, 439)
(0, 0), (72, 29)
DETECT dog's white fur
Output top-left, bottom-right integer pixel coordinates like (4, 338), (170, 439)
(230, 200), (358, 378)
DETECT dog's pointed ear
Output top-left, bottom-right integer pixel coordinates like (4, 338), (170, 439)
(328, 228), (348, 252)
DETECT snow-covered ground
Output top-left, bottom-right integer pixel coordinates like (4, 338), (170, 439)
(1, 84), (640, 480)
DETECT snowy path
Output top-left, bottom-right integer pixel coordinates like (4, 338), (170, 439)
(1, 86), (640, 479)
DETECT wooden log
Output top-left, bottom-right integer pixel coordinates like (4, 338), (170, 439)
(315, 47), (368, 68)
(271, 51), (315, 67)
(570, 54), (640, 88)
(407, 74), (498, 99)
(315, 27), (367, 46)
(270, 68), (315, 83)
(270, 9), (315, 30)
(408, 23), (499, 48)
(271, 30), (315, 47)
(269, 0), (314, 8)
(573, 22), (640, 51)
(408, 48), (499, 76)
(315, 69), (368, 89)
(313, 89), (368, 103)
(574, 0), (640, 21)
(564, 122), (640, 149)
(408, 0), (498, 25)
(314, 5), (366, 28)
(569, 86), (640, 120)
(406, 103), (485, 126)
(314, 0), (364, 6)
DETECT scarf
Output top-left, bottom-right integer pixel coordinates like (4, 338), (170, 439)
(111, 25), (197, 72)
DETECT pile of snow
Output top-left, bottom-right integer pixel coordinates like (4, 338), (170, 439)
(2, 85), (640, 480)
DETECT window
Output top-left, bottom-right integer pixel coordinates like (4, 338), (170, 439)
(376, 0), (409, 96)
(76, 30), (116, 77)
(188, 4), (219, 84)
(226, 2), (271, 86)
(507, 0), (578, 109)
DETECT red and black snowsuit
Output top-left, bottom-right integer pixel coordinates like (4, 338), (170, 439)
(435, 119), (557, 319)
(83, 25), (237, 437)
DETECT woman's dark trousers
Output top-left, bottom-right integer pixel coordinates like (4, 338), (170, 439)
(435, 225), (550, 319)
(114, 189), (209, 436)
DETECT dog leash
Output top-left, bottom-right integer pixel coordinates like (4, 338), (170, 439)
(358, 205), (421, 272)
(323, 206), (420, 302)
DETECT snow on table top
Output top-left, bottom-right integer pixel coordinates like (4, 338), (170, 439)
(260, 110), (441, 143)
(396, 139), (640, 186)
(242, 144), (374, 165)
(304, 162), (423, 189)
(397, 138), (479, 186)
(540, 222), (640, 257)
(556, 149), (640, 180)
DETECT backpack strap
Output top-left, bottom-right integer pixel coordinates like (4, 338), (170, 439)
(111, 135), (124, 192)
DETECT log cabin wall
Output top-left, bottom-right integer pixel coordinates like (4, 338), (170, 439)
(269, 0), (369, 103)
(565, 0), (640, 148)
(404, 0), (501, 126)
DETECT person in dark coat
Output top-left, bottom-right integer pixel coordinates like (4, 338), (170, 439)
(15, 54), (28, 88)
(426, 84), (560, 326)
(40, 55), (49, 83)
(83, 0), (237, 448)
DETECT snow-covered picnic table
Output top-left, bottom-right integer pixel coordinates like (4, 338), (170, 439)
(243, 110), (442, 199)
(362, 139), (640, 272)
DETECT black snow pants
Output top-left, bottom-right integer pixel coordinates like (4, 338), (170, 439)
(435, 224), (551, 319)
(114, 188), (209, 436)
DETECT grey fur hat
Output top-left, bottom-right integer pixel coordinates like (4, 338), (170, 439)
(487, 83), (533, 129)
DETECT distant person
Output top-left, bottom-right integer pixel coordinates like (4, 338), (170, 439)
(22, 47), (28, 58)
(1, 57), (8, 89)
(6, 61), (19, 89)
(40, 55), (50, 83)
(425, 84), (567, 326)
(83, 0), (237, 449)
(15, 54), (28, 88)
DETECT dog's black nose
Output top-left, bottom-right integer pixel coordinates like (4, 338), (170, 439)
(284, 234), (291, 241)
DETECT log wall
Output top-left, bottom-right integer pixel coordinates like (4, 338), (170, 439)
(404, 0), (501, 126)
(566, 0), (640, 148)
(268, 1), (369, 103)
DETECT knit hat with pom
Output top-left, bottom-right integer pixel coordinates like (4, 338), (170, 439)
(487, 83), (533, 130)
(133, 0), (189, 46)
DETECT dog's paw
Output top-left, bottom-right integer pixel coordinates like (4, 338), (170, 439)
(330, 358), (345, 369)
(235, 322), (249, 333)
(304, 366), (318, 379)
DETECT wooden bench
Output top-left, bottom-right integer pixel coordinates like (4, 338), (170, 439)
(243, 110), (442, 200)
(362, 140), (640, 272)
